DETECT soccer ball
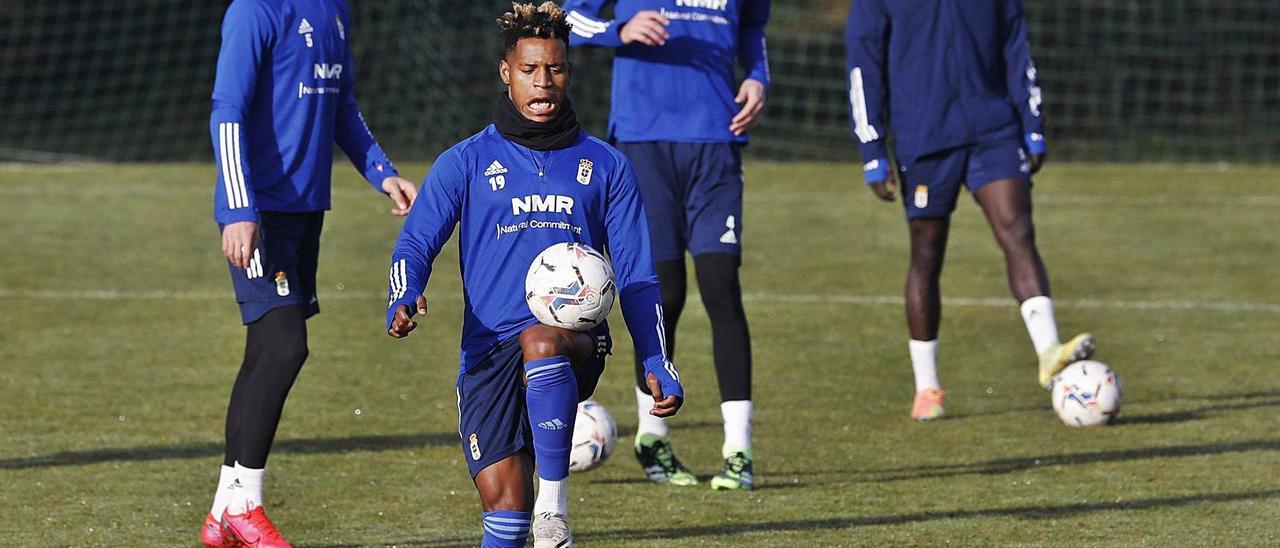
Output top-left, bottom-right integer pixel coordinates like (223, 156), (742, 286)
(525, 242), (616, 332)
(1051, 360), (1122, 427)
(568, 400), (617, 472)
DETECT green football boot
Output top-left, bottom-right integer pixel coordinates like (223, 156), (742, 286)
(634, 433), (699, 486)
(710, 449), (754, 491)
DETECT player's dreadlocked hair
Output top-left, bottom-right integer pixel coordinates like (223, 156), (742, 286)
(497, 2), (572, 54)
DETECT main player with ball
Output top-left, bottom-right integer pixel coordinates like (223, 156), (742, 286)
(385, 4), (682, 546)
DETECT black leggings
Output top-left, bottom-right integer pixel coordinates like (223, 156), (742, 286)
(223, 304), (309, 468)
(635, 253), (752, 402)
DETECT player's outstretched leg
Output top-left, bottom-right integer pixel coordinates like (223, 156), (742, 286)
(905, 218), (950, 420)
(632, 259), (698, 486)
(974, 179), (1095, 388)
(694, 253), (755, 491)
(520, 326), (591, 547)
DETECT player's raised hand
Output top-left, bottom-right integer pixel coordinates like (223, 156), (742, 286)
(381, 176), (418, 216)
(646, 371), (684, 418)
(729, 79), (767, 136)
(388, 295), (427, 338)
(221, 221), (259, 269)
(619, 10), (669, 46)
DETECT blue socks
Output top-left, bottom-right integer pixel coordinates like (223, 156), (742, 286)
(481, 510), (530, 547)
(524, 356), (578, 481)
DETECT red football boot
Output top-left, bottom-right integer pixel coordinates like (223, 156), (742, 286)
(221, 507), (292, 548)
(202, 513), (235, 547)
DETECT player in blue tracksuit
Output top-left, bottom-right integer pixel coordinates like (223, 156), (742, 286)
(563, 0), (769, 491)
(846, 0), (1095, 421)
(203, 0), (417, 544)
(385, 4), (683, 546)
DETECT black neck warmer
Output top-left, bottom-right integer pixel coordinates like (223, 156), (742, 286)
(493, 93), (581, 151)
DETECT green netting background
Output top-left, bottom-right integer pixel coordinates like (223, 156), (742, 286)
(1, 1), (1276, 163)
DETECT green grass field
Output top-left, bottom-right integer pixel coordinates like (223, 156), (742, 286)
(2, 161), (1278, 546)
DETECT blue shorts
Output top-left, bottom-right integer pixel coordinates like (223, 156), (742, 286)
(456, 323), (612, 478)
(222, 211), (323, 325)
(614, 142), (744, 262)
(899, 139), (1032, 220)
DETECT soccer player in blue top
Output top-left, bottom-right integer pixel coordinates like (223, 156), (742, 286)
(203, 0), (417, 545)
(562, 0), (770, 491)
(384, 4), (684, 546)
(846, 0), (1095, 421)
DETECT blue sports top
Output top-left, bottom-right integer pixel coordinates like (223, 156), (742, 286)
(845, 0), (1045, 181)
(386, 126), (678, 394)
(562, 0), (771, 144)
(210, 0), (397, 224)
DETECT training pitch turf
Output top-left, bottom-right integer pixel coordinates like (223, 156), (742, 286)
(1, 162), (1278, 546)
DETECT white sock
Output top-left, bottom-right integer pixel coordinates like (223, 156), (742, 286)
(909, 339), (941, 391)
(226, 463), (265, 515)
(635, 386), (670, 438)
(209, 464), (236, 518)
(1020, 296), (1060, 355)
(720, 400), (753, 457)
(533, 476), (569, 517)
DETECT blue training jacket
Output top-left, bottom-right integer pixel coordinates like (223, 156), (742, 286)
(211, 0), (397, 224)
(845, 0), (1045, 182)
(386, 126), (678, 394)
(562, 0), (771, 144)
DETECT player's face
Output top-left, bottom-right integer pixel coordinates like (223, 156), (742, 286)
(500, 38), (570, 123)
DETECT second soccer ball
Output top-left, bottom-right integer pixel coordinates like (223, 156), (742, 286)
(569, 400), (617, 472)
(525, 242), (616, 331)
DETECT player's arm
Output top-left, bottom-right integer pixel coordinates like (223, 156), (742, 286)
(562, 0), (669, 48)
(211, 0), (272, 268)
(1002, 0), (1046, 173)
(730, 0), (771, 136)
(334, 10), (416, 216)
(844, 0), (896, 201)
(385, 149), (465, 338)
(603, 155), (684, 417)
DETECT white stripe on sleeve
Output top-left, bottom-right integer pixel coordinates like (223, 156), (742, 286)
(849, 68), (880, 143)
(218, 123), (238, 209)
(229, 122), (249, 209)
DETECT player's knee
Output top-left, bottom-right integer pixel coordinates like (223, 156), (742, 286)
(909, 245), (945, 273)
(277, 340), (309, 369)
(518, 325), (570, 361)
(694, 254), (742, 313)
(995, 219), (1036, 252)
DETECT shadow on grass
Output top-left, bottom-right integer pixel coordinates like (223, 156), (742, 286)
(861, 439), (1280, 482)
(575, 489), (1280, 542)
(1117, 397), (1280, 425)
(302, 489), (1280, 546)
(0, 432), (456, 470)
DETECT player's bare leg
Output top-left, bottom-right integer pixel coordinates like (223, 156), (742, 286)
(474, 453), (536, 546)
(905, 217), (950, 420)
(519, 325), (593, 547)
(974, 178), (1094, 388)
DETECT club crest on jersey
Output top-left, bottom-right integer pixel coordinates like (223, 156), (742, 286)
(469, 433), (481, 460)
(297, 18), (314, 48)
(576, 159), (593, 185)
(914, 184), (929, 208)
(274, 271), (291, 297)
